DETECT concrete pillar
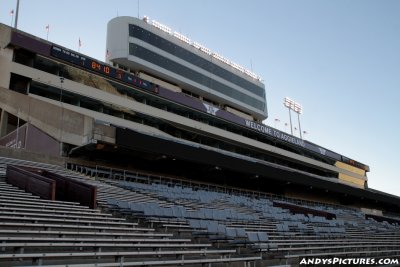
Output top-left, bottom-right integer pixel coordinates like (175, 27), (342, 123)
(0, 109), (8, 137)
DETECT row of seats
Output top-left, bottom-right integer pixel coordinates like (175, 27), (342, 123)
(81, 168), (400, 265)
(3, 156), (400, 266)
(0, 157), (261, 267)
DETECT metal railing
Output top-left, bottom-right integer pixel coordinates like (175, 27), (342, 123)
(66, 162), (359, 212)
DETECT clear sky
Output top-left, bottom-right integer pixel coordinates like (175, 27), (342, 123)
(1, 0), (399, 196)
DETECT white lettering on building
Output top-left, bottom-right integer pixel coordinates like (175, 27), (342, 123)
(244, 120), (305, 148)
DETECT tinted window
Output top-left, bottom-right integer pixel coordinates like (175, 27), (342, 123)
(129, 24), (265, 98)
(129, 43), (265, 111)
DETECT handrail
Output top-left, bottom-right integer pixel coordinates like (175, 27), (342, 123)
(66, 162), (359, 212)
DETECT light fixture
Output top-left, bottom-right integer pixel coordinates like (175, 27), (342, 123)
(284, 97), (304, 138)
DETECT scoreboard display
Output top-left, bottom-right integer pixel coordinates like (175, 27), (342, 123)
(50, 46), (155, 92)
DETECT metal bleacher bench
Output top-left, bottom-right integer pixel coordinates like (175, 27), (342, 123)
(0, 198), (92, 212)
(0, 250), (261, 267)
(0, 242), (215, 250)
(0, 222), (154, 232)
(272, 243), (400, 253)
(0, 209), (126, 222)
(283, 248), (400, 259)
(0, 236), (192, 243)
(0, 229), (173, 238)
(0, 214), (138, 227)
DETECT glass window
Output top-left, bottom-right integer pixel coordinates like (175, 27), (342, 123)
(129, 43), (265, 111)
(129, 24), (265, 98)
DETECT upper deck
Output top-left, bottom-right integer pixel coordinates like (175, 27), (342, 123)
(0, 23), (369, 190)
(106, 16), (268, 121)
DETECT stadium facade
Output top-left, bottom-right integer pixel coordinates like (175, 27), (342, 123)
(0, 17), (399, 212)
(107, 17), (267, 121)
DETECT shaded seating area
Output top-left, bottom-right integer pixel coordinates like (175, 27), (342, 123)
(273, 200), (336, 220)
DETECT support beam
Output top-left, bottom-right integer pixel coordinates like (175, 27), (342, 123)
(0, 109), (9, 137)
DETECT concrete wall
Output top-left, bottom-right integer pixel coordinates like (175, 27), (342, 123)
(0, 87), (91, 146)
(138, 72), (182, 92)
(225, 106), (253, 121)
(285, 187), (341, 206)
(0, 25), (14, 88)
(0, 123), (60, 157)
(0, 146), (65, 166)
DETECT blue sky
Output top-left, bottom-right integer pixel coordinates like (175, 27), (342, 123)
(1, 0), (399, 196)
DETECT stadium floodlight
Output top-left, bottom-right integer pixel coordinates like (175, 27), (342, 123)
(284, 97), (294, 135)
(284, 97), (303, 138)
(284, 97), (294, 109)
(293, 102), (303, 139)
(294, 102), (302, 114)
(152, 20), (172, 34)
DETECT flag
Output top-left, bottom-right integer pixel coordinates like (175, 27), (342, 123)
(79, 38), (82, 47)
(45, 24), (50, 41)
(10, 9), (14, 16)
(106, 49), (110, 58)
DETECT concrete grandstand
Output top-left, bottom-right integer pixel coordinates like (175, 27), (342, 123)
(1, 18), (400, 266)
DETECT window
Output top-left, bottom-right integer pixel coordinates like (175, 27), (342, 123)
(129, 24), (265, 98)
(129, 43), (265, 111)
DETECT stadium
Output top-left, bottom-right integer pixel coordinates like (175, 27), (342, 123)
(0, 14), (399, 267)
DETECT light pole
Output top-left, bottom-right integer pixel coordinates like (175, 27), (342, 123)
(14, 0), (20, 29)
(284, 97), (303, 138)
(294, 102), (303, 139)
(284, 97), (294, 135)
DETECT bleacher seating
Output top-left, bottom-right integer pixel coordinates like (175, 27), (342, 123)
(69, 163), (400, 265)
(0, 157), (260, 267)
(1, 156), (400, 266)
